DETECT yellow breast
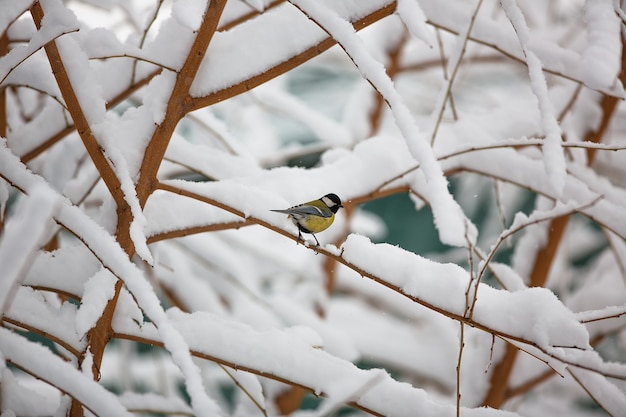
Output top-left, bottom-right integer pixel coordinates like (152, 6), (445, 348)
(294, 213), (335, 233)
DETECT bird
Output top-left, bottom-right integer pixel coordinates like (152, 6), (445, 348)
(271, 193), (343, 246)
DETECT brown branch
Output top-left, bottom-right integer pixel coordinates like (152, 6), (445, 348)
(26, 9), (142, 416)
(146, 220), (254, 244)
(113, 325), (582, 417)
(113, 332), (385, 417)
(136, 0), (228, 206)
(187, 2), (397, 112)
(2, 317), (81, 358)
(30, 8), (133, 410)
(30, 3), (128, 238)
(0, 28), (6, 230)
(51, 4), (225, 393)
(0, 29), (8, 139)
(218, 0), (285, 32)
(149, 138), (624, 249)
(506, 328), (624, 400)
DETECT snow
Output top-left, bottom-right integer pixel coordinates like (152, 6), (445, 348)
(500, 0), (566, 196)
(581, 0), (623, 93)
(270, 296), (359, 360)
(1, 367), (60, 417)
(341, 234), (590, 350)
(252, 84), (354, 147)
(327, 297), (458, 388)
(445, 141), (626, 241)
(93, 106), (156, 179)
(39, 0), (106, 127)
(0, 1), (32, 35)
(6, 286), (84, 352)
(0, 143), (220, 417)
(118, 391), (192, 415)
(74, 269), (117, 339)
(290, 0), (477, 247)
(158, 133), (416, 211)
(486, 262), (527, 292)
(0, 186), (59, 314)
(568, 367), (626, 415)
(166, 131), (261, 179)
(425, 0), (477, 145)
(3, 0), (626, 415)
(103, 146), (153, 264)
(141, 16), (196, 72)
(23, 243), (102, 298)
(172, 0), (207, 31)
(191, 1), (395, 96)
(0, 328), (133, 417)
(115, 308), (520, 417)
(143, 189), (246, 240)
(396, 0), (434, 47)
(193, 3), (323, 95)
(0, 1), (78, 87)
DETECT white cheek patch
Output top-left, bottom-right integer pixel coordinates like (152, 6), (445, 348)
(321, 196), (334, 207)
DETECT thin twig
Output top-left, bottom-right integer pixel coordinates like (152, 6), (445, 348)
(131, 0), (166, 83)
(220, 365), (269, 417)
(430, 0), (484, 146)
(0, 28), (79, 86)
(91, 53), (177, 73)
(473, 196), (602, 304)
(567, 368), (614, 416)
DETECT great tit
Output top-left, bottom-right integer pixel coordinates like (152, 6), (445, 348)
(271, 193), (343, 246)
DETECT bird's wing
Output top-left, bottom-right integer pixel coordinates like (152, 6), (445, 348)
(271, 205), (332, 218)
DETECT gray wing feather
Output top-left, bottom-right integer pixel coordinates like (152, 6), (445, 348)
(271, 205), (331, 218)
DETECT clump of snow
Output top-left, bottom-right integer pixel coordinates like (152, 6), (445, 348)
(74, 269), (117, 339)
(51, 30), (106, 127)
(396, 0), (434, 47)
(0, 367), (60, 416)
(581, 0), (624, 94)
(501, 0), (566, 195)
(0, 185), (59, 313)
(0, 0), (79, 85)
(172, 0), (207, 31)
(0, 328), (133, 417)
(341, 234), (590, 349)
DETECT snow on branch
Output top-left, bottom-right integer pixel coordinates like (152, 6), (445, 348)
(582, 0), (624, 93)
(0, 142), (221, 417)
(115, 308), (521, 417)
(0, 186), (59, 315)
(0, 327), (133, 417)
(340, 234), (589, 351)
(0, 0), (79, 86)
(500, 0), (566, 196)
